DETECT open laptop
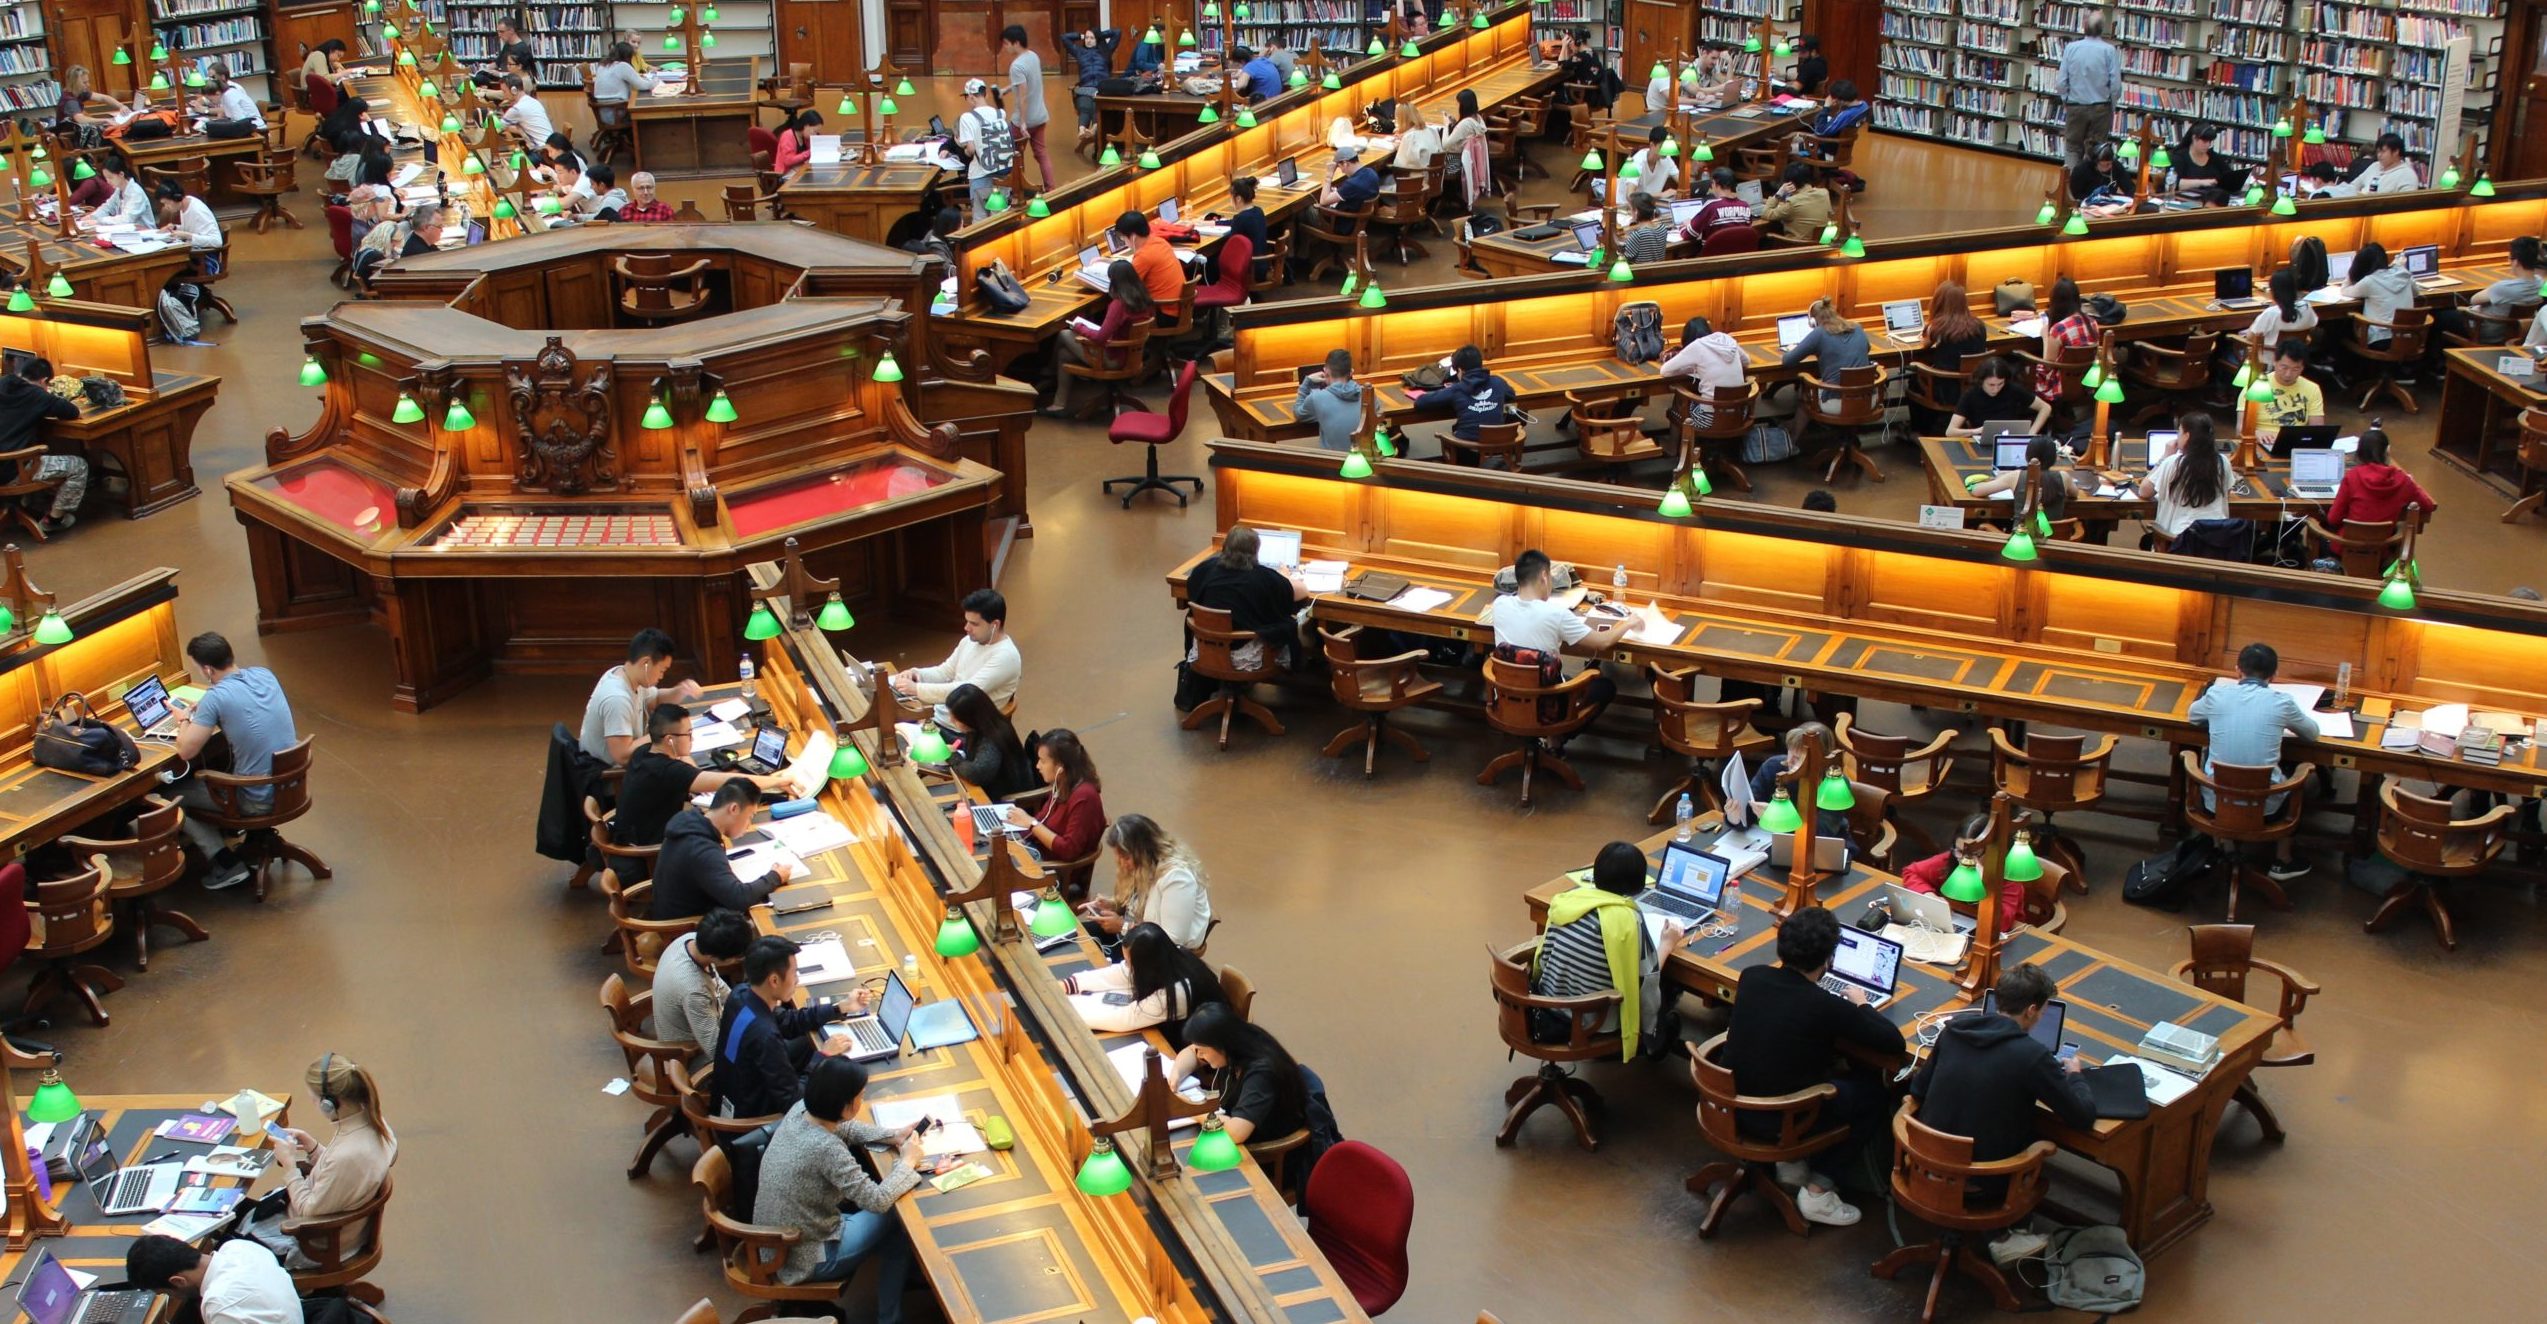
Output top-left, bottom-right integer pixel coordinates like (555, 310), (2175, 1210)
(1818, 925), (1903, 1007)
(77, 1137), (182, 1218)
(1880, 298), (1925, 344)
(1159, 197), (1181, 226)
(2401, 243), (2456, 288)
(1983, 990), (2069, 1054)
(14, 1247), (152, 1324)
(120, 675), (187, 740)
(1274, 156), (1300, 189)
(1735, 179), (1765, 208)
(826, 968), (917, 1062)
(1667, 196), (1705, 229)
(1570, 222), (1604, 251)
(1774, 313), (1815, 353)
(2322, 249), (2354, 286)
(1637, 841), (1731, 925)
(716, 725), (788, 776)
(2269, 422), (2339, 458)
(1877, 881), (1977, 935)
(1254, 528), (1303, 568)
(1768, 832), (1849, 874)
(1990, 434), (2036, 470)
(1073, 244), (1112, 292)
(2213, 267), (2266, 310)
(927, 114), (949, 139)
(2144, 428), (2181, 468)
(2286, 447), (2344, 499)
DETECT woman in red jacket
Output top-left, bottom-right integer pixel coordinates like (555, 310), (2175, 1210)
(1895, 813), (2026, 935)
(1023, 729), (1107, 888)
(2325, 427), (2437, 529)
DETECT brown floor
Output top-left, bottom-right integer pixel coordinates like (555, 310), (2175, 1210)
(22, 90), (2545, 1322)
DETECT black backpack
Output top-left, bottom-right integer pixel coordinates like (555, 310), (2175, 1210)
(2122, 837), (2221, 909)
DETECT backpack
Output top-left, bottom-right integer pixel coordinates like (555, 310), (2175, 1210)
(157, 287), (201, 343)
(2289, 234), (2329, 292)
(2122, 836), (2220, 909)
(1613, 301), (1665, 365)
(2042, 1225), (2145, 1313)
(966, 108), (1015, 176)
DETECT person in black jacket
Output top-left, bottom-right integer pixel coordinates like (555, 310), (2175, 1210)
(649, 780), (793, 919)
(1185, 526), (1308, 669)
(0, 354), (84, 534)
(941, 683), (1035, 799)
(1411, 344), (1517, 444)
(1913, 960), (2095, 1244)
(613, 703), (792, 878)
(711, 936), (866, 1120)
(1724, 905), (1906, 1224)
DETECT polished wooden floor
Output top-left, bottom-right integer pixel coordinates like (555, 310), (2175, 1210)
(22, 85), (2543, 1322)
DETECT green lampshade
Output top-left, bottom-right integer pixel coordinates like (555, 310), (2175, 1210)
(1620, 158), (1642, 180)
(1657, 481), (1693, 517)
(1340, 272), (1358, 296)
(640, 397), (674, 429)
(441, 113), (460, 133)
(149, 40), (166, 59)
(1236, 107), (1257, 127)
(1178, 31), (1196, 47)
(443, 398), (475, 430)
(743, 602), (782, 640)
(417, 78), (438, 98)
(1139, 147), (1163, 168)
(701, 29), (717, 47)
(2302, 124), (2326, 145)
(1197, 103), (1218, 124)
(702, 390), (738, 423)
(1473, 10), (1490, 27)
(45, 272), (70, 298)
(2117, 138), (2139, 160)
(827, 741), (869, 780)
(2002, 528), (2038, 561)
(509, 149), (529, 171)
(2270, 192), (2296, 217)
(2271, 117), (2292, 139)
(1743, 36), (1762, 53)
(493, 197), (517, 220)
(2060, 212), (2088, 236)
(1839, 234), (1866, 258)
(1658, 135), (1678, 158)
(28, 144), (43, 160)
(1650, 60), (1669, 81)
(1814, 770), (1855, 812)
(535, 194), (563, 215)
(1580, 148), (1603, 171)
(1817, 221), (1838, 245)
(391, 393), (424, 423)
(815, 593), (853, 631)
(462, 153), (485, 175)
(1188, 1113), (1244, 1170)
(2004, 834), (2044, 882)
(1693, 139), (1712, 162)
(1774, 36), (1793, 55)
(2093, 377), (2124, 404)
(1030, 888), (1078, 937)
(299, 355), (328, 387)
(836, 92), (857, 115)
(1373, 426), (1395, 457)
(1076, 1137), (1134, 1195)
(935, 908), (981, 957)
(2244, 375), (2274, 403)
(2472, 174), (2497, 198)
(7, 287), (34, 314)
(2230, 361), (2254, 388)
(911, 726), (952, 765)
(2034, 199), (2057, 226)
(1026, 195), (1051, 217)
(1940, 858), (1987, 903)
(148, 72), (168, 91)
(0, 601), (13, 631)
(26, 1071), (80, 1123)
(2243, 183), (2264, 206)
(2378, 569), (2416, 610)
(704, 4), (718, 19)
(2438, 164), (2461, 189)
(2034, 509), (2052, 538)
(664, 34), (681, 50)
(398, 49), (416, 66)
(1370, 36), (1386, 56)
(1758, 788), (1803, 833)
(1607, 257), (1633, 281)
(872, 351), (904, 383)
(1099, 145), (1122, 166)
(2150, 146), (2171, 170)
(1358, 281), (1387, 308)
(1321, 71), (1341, 90)
(667, 4), (686, 20)
(984, 189), (1008, 212)
(365, 0), (378, 10)
(1204, 0), (1221, 17)
(1235, 1), (1250, 16)
(1438, 8), (1457, 25)
(32, 610), (72, 645)
(112, 47), (131, 65)
(70, 159), (94, 182)
(1694, 467), (1713, 495)
(23, 165), (42, 189)
(896, 76), (916, 96)
(1289, 67), (1307, 87)
(1338, 448), (1373, 478)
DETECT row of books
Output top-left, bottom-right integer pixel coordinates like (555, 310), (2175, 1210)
(0, 44), (43, 75)
(160, 17), (263, 49)
(1882, 12), (1953, 42)
(2209, 0), (2289, 23)
(0, 9), (38, 42)
(1878, 41), (1950, 77)
(0, 76), (56, 107)
(149, 0), (261, 18)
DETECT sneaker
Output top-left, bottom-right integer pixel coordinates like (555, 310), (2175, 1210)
(39, 514), (73, 535)
(1989, 1228), (2050, 1265)
(2265, 859), (2312, 882)
(202, 861), (253, 891)
(174, 338), (218, 348)
(1796, 1186), (1860, 1227)
(1775, 1160), (1811, 1188)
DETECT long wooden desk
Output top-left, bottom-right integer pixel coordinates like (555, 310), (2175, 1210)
(2433, 345), (2545, 496)
(0, 569), (186, 862)
(118, 132), (268, 220)
(0, 298), (215, 517)
(730, 588), (1367, 1323)
(1919, 435), (2302, 529)
(1092, 90), (1222, 146)
(779, 161), (952, 245)
(0, 221), (193, 320)
(1518, 829), (2279, 1256)
(630, 61), (766, 178)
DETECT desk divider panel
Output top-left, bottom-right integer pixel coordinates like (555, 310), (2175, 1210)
(1848, 551), (2010, 637)
(1691, 525), (1838, 618)
(2032, 576), (2189, 663)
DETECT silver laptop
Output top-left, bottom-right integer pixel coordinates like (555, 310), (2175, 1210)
(15, 1247), (152, 1324)
(2286, 447), (2344, 499)
(2401, 243), (2454, 287)
(826, 968), (917, 1062)
(1159, 197), (1181, 226)
(1881, 298), (1925, 344)
(1254, 528), (1303, 568)
(1736, 179), (1765, 208)
(77, 1136), (182, 1217)
(1768, 832), (1850, 873)
(1818, 925), (1904, 1007)
(1774, 313), (1815, 352)
(1073, 246), (1112, 293)
(1637, 841), (1731, 925)
(1978, 423), (2032, 459)
(2322, 249), (2354, 286)
(1879, 881), (1977, 935)
(1667, 197), (1705, 229)
(2144, 428), (2181, 469)
(120, 675), (186, 740)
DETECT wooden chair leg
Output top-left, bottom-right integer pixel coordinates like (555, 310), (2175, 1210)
(2231, 1078), (2287, 1144)
(1477, 748), (1528, 788)
(1848, 446), (1886, 482)
(626, 1107), (682, 1179)
(1321, 718), (1375, 762)
(1378, 716), (1429, 762)
(1685, 1161), (1748, 1238)
(1180, 694), (1232, 732)
(145, 903), (210, 945)
(1535, 746), (1584, 791)
(276, 835), (333, 879)
(2500, 487), (2544, 523)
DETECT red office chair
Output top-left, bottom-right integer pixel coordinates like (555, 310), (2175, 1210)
(745, 125), (778, 166)
(1700, 224), (1762, 256)
(325, 204), (356, 288)
(307, 75), (340, 118)
(1303, 1140), (1413, 1315)
(1194, 231), (1253, 316)
(1103, 360), (1207, 509)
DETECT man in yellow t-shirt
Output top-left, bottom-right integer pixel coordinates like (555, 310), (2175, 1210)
(2256, 340), (2325, 444)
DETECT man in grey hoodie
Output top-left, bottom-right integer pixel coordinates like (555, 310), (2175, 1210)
(1294, 349), (1365, 452)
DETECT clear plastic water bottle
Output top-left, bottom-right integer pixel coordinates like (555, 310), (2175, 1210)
(902, 952), (921, 982)
(1612, 562), (1630, 600)
(739, 653), (757, 700)
(1720, 877), (1741, 940)
(1674, 793), (1695, 842)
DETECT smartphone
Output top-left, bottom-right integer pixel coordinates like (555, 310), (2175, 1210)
(912, 1114), (937, 1135)
(263, 1121), (290, 1142)
(2057, 1043), (2080, 1064)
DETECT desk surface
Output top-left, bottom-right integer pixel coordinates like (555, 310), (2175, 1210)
(1919, 435), (2304, 522)
(781, 161), (949, 195)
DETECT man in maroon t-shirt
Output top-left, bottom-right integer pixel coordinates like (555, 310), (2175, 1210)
(1680, 167), (1755, 244)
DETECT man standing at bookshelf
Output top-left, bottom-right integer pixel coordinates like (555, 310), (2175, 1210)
(2055, 13), (2122, 171)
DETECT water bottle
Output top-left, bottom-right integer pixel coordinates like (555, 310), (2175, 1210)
(1612, 562), (1630, 601)
(1721, 877), (1742, 940)
(1674, 793), (1695, 842)
(902, 952), (921, 982)
(739, 652), (757, 700)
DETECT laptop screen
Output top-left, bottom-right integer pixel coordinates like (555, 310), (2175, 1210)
(1775, 313), (1815, 352)
(1828, 926), (1903, 993)
(928, 114), (948, 138)
(1667, 197), (1704, 227)
(1254, 528), (1302, 567)
(2145, 429), (2180, 468)
(1101, 229), (1126, 255)
(2323, 250), (2354, 283)
(2289, 448), (2343, 488)
(749, 725), (786, 766)
(16, 1248), (80, 1324)
(2402, 244), (2440, 277)
(1276, 156), (1299, 187)
(1571, 222), (1604, 251)
(2214, 267), (2253, 300)
(874, 969), (917, 1041)
(1078, 245), (1102, 270)
(1654, 843), (1730, 907)
(1159, 197), (1180, 225)
(1993, 437), (2035, 470)
(123, 675), (172, 731)
(1881, 299), (1923, 335)
(1984, 991), (2067, 1053)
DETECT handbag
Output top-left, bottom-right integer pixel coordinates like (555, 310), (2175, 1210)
(32, 693), (139, 777)
(2085, 293), (2130, 325)
(973, 259), (1030, 315)
(1993, 278), (2035, 316)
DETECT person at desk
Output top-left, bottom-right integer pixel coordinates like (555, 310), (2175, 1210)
(1087, 813), (1213, 950)
(618, 170), (675, 223)
(2163, 124), (2240, 204)
(578, 163), (629, 220)
(153, 180), (224, 264)
(250, 1053), (397, 1268)
(653, 780), (794, 919)
(775, 107), (826, 175)
(85, 157), (153, 227)
(1170, 1004), (1340, 1190)
(1918, 279), (1990, 373)
(1128, 27), (1168, 82)
(1947, 356), (2052, 435)
(582, 629), (700, 767)
(2241, 267), (2318, 353)
(1969, 434), (2073, 526)
(1392, 98), (1443, 173)
(1186, 525), (1310, 667)
(2431, 234), (2545, 346)
(1045, 259), (1152, 417)
(1068, 28), (1123, 143)
(1534, 840), (1675, 1059)
(1235, 44), (1282, 104)
(1216, 176), (1269, 284)
(1661, 315), (1746, 433)
(1264, 32), (1299, 84)
(1686, 44), (1742, 106)
(2031, 276), (2100, 404)
(2335, 245), (2413, 374)
(54, 64), (127, 131)
(0, 356), (84, 536)
(168, 631), (297, 890)
(1756, 162), (1832, 243)
(300, 38), (347, 94)
(1615, 125), (1680, 203)
(2255, 339), (2327, 445)
(2070, 142), (2135, 211)
(752, 1058), (924, 1318)
(1412, 343), (1517, 444)
(1443, 89), (1491, 202)
(2187, 643), (2318, 884)
(1789, 34), (1829, 96)
(890, 588), (1023, 725)
(1804, 79), (1868, 147)
(616, 703), (790, 855)
(2136, 411), (2232, 540)
(1898, 814), (2027, 933)
(1680, 168), (1753, 245)
(655, 907), (751, 1053)
(1782, 298), (1871, 411)
(1494, 547), (1627, 745)
(124, 1236), (302, 1324)
(1062, 920), (1228, 1039)
(591, 40), (659, 102)
(713, 935), (867, 1121)
(1320, 147), (1385, 215)
(1111, 209), (1186, 309)
(188, 65), (263, 131)
(2327, 426), (2437, 528)
(2337, 133), (2422, 196)
(497, 74), (554, 148)
(1619, 192), (1674, 265)
(1724, 904), (1904, 1221)
(1749, 721), (1840, 808)
(1294, 349), (1365, 451)
(942, 682), (1035, 799)
(475, 15), (539, 87)
(1912, 961), (2094, 1250)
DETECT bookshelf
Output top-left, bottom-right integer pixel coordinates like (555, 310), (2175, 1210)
(0, 0), (54, 117)
(616, 0), (772, 88)
(152, 0), (274, 102)
(1193, 1), (1386, 63)
(1536, 0), (1621, 53)
(356, 0), (449, 62)
(1692, 1), (1803, 88)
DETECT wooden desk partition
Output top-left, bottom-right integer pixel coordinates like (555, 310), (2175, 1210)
(742, 571), (1368, 1324)
(0, 568), (186, 859)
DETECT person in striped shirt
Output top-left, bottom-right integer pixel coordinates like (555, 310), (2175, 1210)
(1532, 840), (1678, 1059)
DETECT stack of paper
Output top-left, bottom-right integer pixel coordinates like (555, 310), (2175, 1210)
(766, 810), (853, 857)
(1391, 586), (1454, 612)
(691, 719), (746, 754)
(793, 935), (856, 985)
(727, 841), (805, 885)
(870, 1095), (986, 1156)
(1882, 924), (1968, 966)
(1105, 1042), (1209, 1128)
(1300, 560), (1350, 594)
(1627, 605), (1684, 647)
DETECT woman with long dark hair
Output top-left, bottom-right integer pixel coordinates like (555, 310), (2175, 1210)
(1046, 259), (1153, 417)
(2137, 411), (2231, 538)
(1060, 922), (1227, 1041)
(1018, 729), (1105, 868)
(1171, 1005), (1338, 1191)
(942, 682), (1033, 799)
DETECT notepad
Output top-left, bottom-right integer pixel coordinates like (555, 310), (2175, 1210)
(793, 936), (857, 985)
(1881, 924), (1968, 966)
(1391, 586), (1455, 612)
(1106, 1042), (1210, 1127)
(1300, 560), (1350, 594)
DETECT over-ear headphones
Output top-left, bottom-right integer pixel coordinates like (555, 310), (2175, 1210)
(318, 1051), (338, 1110)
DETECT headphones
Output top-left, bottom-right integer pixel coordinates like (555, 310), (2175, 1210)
(318, 1051), (340, 1113)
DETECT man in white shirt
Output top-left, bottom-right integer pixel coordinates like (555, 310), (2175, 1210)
(2345, 132), (2423, 195)
(582, 627), (702, 766)
(889, 588), (1021, 726)
(1491, 548), (1626, 747)
(1613, 123), (1680, 203)
(499, 74), (553, 146)
(190, 67), (264, 129)
(127, 1234), (304, 1324)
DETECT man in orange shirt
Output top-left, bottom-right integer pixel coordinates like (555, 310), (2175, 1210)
(1114, 210), (1185, 309)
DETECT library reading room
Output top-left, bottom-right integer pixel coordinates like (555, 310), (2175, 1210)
(0, 0), (2538, 1320)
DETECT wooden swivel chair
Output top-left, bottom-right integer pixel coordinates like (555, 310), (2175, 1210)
(1872, 1100), (2056, 1323)
(614, 252), (715, 325)
(1674, 380), (1759, 493)
(1479, 655), (1599, 805)
(602, 974), (693, 1178)
(288, 1175), (391, 1305)
(0, 443), (67, 539)
(1989, 729), (2115, 889)
(1647, 666), (1775, 823)
(2117, 331), (2217, 427)
(694, 1147), (844, 1322)
(1318, 626), (1441, 777)
(62, 796), (205, 972)
(2347, 307), (2432, 414)
(2504, 407), (2547, 523)
(1487, 939), (1622, 1150)
(1566, 391), (1660, 477)
(232, 148), (302, 232)
(20, 858), (118, 1026)
(578, 795), (662, 894)
(1368, 178), (1435, 265)
(587, 82), (634, 163)
(191, 736), (327, 902)
(2014, 337), (2096, 429)
(1216, 964), (1257, 1022)
(1441, 420), (1525, 471)
(1182, 604), (1286, 749)
(2301, 513), (2415, 579)
(1684, 1032), (1855, 1237)
(1903, 354), (1982, 431)
(1300, 197), (1372, 282)
(1303, 1140), (1415, 1315)
(2172, 924), (2320, 1142)
(1833, 714), (1953, 854)
(720, 183), (781, 221)
(1058, 315), (1156, 420)
(2368, 782), (2513, 951)
(2179, 752), (2308, 921)
(673, 1061), (785, 1246)
(609, 881), (698, 978)
(1800, 364), (1889, 483)
(1102, 359), (1206, 508)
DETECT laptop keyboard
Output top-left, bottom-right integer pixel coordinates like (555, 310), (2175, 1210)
(1641, 892), (1707, 919)
(104, 1166), (166, 1211)
(1820, 975), (1876, 1002)
(846, 1018), (891, 1053)
(80, 1291), (146, 1323)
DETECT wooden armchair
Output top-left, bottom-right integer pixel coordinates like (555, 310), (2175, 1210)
(1903, 354), (1981, 428)
(1685, 1033), (1853, 1238)
(610, 880), (698, 978)
(1833, 714), (1953, 854)
(601, 974), (693, 1178)
(576, 794), (661, 894)
(614, 252), (715, 325)
(1368, 177), (1435, 265)
(232, 148), (303, 233)
(1799, 363), (1890, 484)
(1790, 124), (1862, 187)
(1646, 666), (1775, 823)
(2172, 924), (2321, 1142)
(1988, 728), (2115, 887)
(1058, 315), (1155, 420)
(21, 857), (117, 1026)
(1567, 391), (1659, 475)
(2013, 336), (2096, 426)
(1183, 604), (1286, 750)
(2347, 307), (2432, 414)
(2118, 331), (2216, 427)
(1479, 655), (1600, 805)
(2368, 781), (2513, 951)
(1441, 420), (1525, 471)
(0, 444), (67, 540)
(1488, 938), (1622, 1150)
(1873, 1099), (2056, 1322)
(137, 157), (212, 202)
(2443, 299), (2539, 348)
(192, 735), (328, 902)
(1318, 626), (1441, 777)
(586, 80), (634, 162)
(1674, 380), (1758, 492)
(693, 1146), (841, 1319)
(2509, 406), (2547, 523)
(1241, 230), (1290, 299)
(288, 1175), (391, 1305)
(1835, 780), (1901, 870)
(2179, 751), (2309, 921)
(1217, 964), (1257, 1022)
(61, 795), (205, 972)
(1299, 198), (1372, 282)
(720, 183), (782, 221)
(2300, 513), (2415, 579)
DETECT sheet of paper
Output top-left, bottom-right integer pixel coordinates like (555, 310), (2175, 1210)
(727, 842), (805, 886)
(63, 1265), (98, 1289)
(1627, 606), (1684, 646)
(1391, 586), (1454, 612)
(140, 1212), (225, 1242)
(2006, 317), (2047, 337)
(2269, 683), (2325, 713)
(793, 935), (856, 985)
(1881, 923), (1969, 966)
(2105, 1054), (2198, 1107)
(766, 810), (853, 857)
(870, 1095), (985, 1157)
(1105, 1042), (1209, 1128)
(2416, 703), (2471, 740)
(215, 1089), (286, 1127)
(2312, 710), (2357, 741)
(707, 698), (750, 722)
(391, 162), (423, 187)
(1300, 560), (1349, 594)
(2331, 434), (2360, 454)
(690, 719), (745, 753)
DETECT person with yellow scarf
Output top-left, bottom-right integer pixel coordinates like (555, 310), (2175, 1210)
(1532, 841), (1680, 1059)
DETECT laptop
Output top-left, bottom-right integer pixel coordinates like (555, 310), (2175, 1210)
(1774, 313), (1815, 353)
(1880, 298), (1925, 344)
(1636, 841), (1731, 925)
(1877, 881), (1977, 935)
(120, 675), (187, 740)
(1983, 990), (2068, 1054)
(927, 114), (948, 138)
(1159, 197), (1181, 226)
(1570, 222), (1604, 251)
(14, 1247), (152, 1324)
(1818, 925), (1903, 1007)
(1991, 434), (2036, 470)
(1275, 156), (1300, 188)
(719, 725), (788, 776)
(1073, 245), (1112, 292)
(826, 968), (917, 1062)
(2144, 428), (2181, 468)
(2401, 243), (2455, 287)
(2286, 446), (2345, 499)
(1254, 528), (1303, 568)
(2322, 249), (2354, 286)
(1667, 197), (1705, 229)
(1101, 228), (1128, 256)
(1767, 832), (1849, 873)
(2270, 422), (2339, 457)
(1735, 179), (1765, 208)
(2213, 267), (2266, 310)
(77, 1138), (182, 1218)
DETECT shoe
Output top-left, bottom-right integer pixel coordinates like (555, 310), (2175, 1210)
(2265, 859), (2312, 881)
(1775, 1160), (1810, 1187)
(174, 337), (218, 348)
(1989, 1228), (2050, 1265)
(39, 514), (73, 534)
(1796, 1186), (1860, 1227)
(202, 861), (253, 891)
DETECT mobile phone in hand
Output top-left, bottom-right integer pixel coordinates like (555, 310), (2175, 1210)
(912, 1115), (937, 1134)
